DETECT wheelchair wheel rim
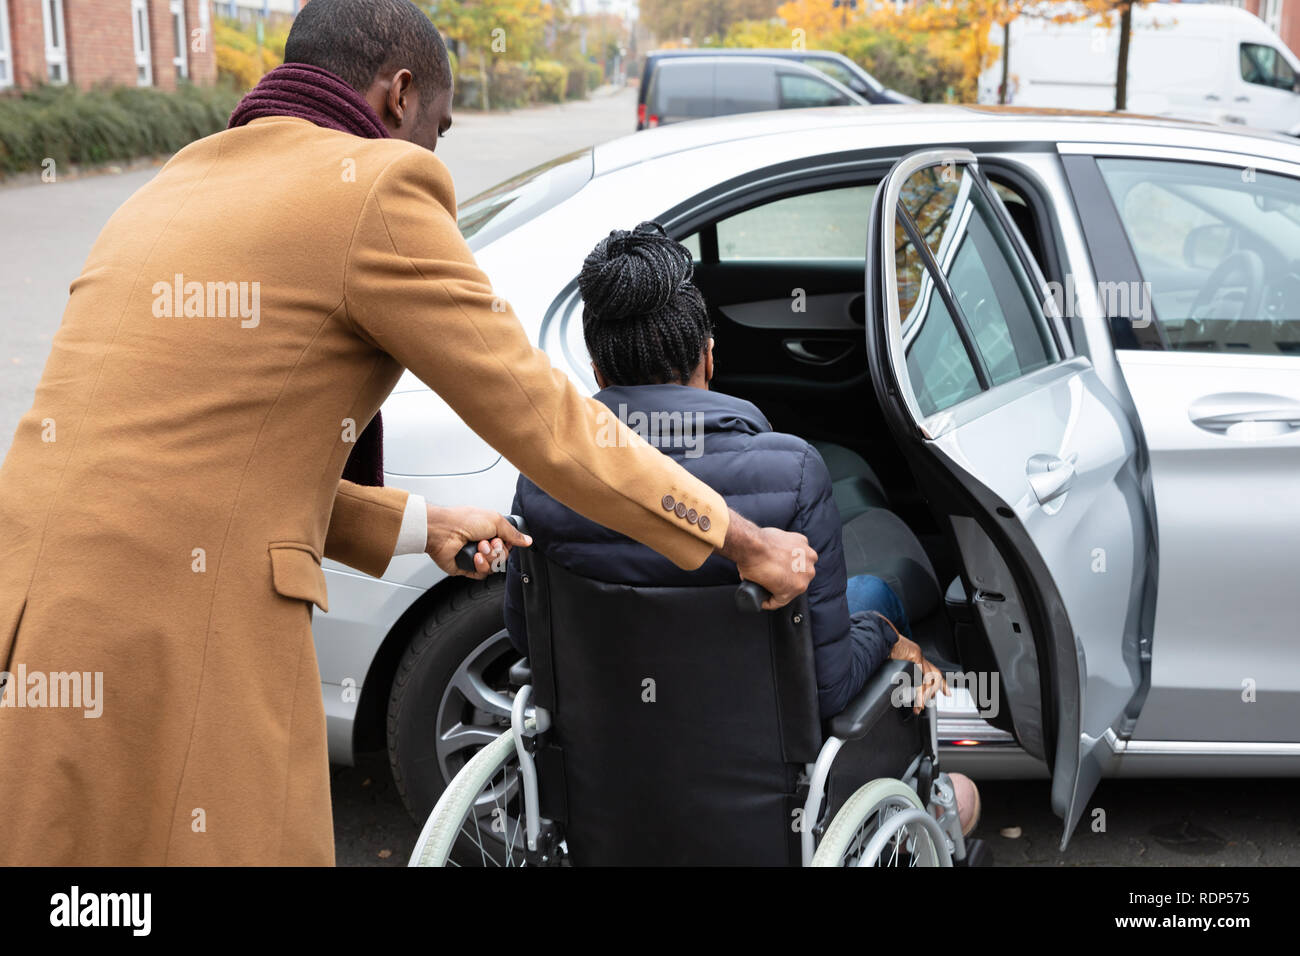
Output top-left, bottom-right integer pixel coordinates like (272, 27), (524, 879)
(434, 630), (527, 865)
(448, 747), (529, 867)
(852, 805), (944, 867)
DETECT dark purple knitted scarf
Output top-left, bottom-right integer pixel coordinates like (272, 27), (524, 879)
(229, 63), (388, 486)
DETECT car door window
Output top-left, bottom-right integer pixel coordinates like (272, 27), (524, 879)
(895, 249), (982, 415)
(1240, 43), (1297, 90)
(649, 62), (713, 122)
(778, 71), (850, 108)
(715, 62), (779, 114)
(892, 163), (1061, 414)
(1096, 158), (1300, 354)
(710, 184), (876, 259)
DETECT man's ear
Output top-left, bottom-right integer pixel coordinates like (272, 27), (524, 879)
(367, 68), (416, 134)
(386, 69), (415, 129)
(705, 338), (715, 385)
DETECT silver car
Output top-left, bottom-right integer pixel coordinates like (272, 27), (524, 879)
(316, 105), (1300, 848)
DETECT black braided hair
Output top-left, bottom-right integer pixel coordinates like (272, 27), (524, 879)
(578, 221), (712, 387)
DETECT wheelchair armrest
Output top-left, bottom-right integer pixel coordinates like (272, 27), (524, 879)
(827, 659), (916, 741)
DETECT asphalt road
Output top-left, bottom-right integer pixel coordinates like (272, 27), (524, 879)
(333, 749), (1300, 867)
(4, 84), (1299, 867)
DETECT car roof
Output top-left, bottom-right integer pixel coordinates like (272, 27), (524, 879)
(648, 55), (858, 77)
(651, 54), (833, 68)
(594, 103), (1300, 176)
(646, 48), (848, 59)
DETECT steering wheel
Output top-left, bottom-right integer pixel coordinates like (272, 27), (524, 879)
(1185, 249), (1266, 344)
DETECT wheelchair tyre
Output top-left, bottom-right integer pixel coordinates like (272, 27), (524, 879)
(410, 729), (524, 867)
(811, 778), (952, 867)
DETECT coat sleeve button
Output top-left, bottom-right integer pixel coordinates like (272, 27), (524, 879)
(686, 508), (698, 524)
(698, 515), (711, 532)
(674, 501), (687, 519)
(662, 494), (675, 511)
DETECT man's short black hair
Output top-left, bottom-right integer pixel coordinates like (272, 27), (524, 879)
(285, 0), (451, 100)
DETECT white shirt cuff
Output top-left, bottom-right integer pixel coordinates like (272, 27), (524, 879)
(394, 493), (428, 556)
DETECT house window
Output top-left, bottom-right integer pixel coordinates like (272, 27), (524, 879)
(170, 0), (188, 80)
(132, 0), (153, 86)
(0, 0), (13, 88)
(43, 0), (68, 84)
(1260, 0), (1284, 36)
(198, 0), (210, 50)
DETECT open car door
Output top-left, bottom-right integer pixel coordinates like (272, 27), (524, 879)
(865, 149), (1154, 847)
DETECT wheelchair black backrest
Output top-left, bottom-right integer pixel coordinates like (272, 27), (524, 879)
(519, 551), (822, 866)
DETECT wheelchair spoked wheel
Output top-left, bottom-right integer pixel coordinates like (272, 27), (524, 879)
(811, 778), (953, 867)
(410, 730), (531, 866)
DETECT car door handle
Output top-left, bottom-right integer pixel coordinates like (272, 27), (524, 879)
(1189, 393), (1300, 439)
(1205, 93), (1221, 101)
(1026, 452), (1077, 505)
(782, 338), (854, 365)
(1234, 95), (1251, 103)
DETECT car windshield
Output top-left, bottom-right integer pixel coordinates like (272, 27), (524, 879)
(806, 55), (883, 93)
(457, 149), (593, 251)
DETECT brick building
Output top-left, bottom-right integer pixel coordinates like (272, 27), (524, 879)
(0, 0), (218, 90)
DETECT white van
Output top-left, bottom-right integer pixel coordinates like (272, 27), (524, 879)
(978, 2), (1300, 135)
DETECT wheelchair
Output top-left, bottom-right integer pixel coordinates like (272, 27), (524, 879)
(410, 519), (989, 867)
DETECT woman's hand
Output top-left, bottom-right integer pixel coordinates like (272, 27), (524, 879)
(878, 614), (950, 714)
(425, 506), (532, 579)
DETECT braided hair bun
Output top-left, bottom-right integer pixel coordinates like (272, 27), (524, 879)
(579, 221), (712, 386)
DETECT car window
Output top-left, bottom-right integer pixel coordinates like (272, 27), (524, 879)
(778, 71), (850, 108)
(803, 58), (856, 89)
(457, 149), (592, 252)
(943, 188), (1055, 385)
(1097, 158), (1300, 355)
(704, 183), (876, 259)
(649, 61), (714, 121)
(715, 62), (779, 114)
(893, 163), (1060, 413)
(1240, 43), (1297, 90)
(895, 220), (982, 415)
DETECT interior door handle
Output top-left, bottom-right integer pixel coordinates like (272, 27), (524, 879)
(782, 338), (853, 366)
(1189, 393), (1300, 439)
(1026, 452), (1077, 506)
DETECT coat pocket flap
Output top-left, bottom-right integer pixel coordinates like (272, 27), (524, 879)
(268, 543), (329, 612)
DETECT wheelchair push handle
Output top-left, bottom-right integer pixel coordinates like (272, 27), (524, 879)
(454, 515), (528, 573)
(735, 580), (772, 613)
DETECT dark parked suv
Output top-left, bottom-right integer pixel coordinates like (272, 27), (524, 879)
(637, 47), (914, 129)
(641, 56), (867, 128)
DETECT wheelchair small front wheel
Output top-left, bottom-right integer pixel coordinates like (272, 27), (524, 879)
(409, 730), (526, 867)
(811, 778), (953, 867)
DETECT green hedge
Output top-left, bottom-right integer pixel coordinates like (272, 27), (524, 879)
(0, 83), (243, 176)
(531, 60), (568, 103)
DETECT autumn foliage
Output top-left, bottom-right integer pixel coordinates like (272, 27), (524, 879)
(645, 0), (1148, 107)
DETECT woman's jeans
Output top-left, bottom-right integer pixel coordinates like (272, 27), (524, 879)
(845, 574), (912, 639)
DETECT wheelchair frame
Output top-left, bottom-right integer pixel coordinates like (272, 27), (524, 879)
(411, 667), (970, 868)
(415, 516), (976, 867)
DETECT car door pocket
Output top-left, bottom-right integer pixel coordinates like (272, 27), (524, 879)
(782, 337), (854, 366)
(269, 542), (330, 612)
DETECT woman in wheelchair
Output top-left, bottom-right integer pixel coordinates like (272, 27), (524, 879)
(502, 221), (980, 840)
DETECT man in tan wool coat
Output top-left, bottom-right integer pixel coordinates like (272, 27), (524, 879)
(0, 0), (816, 865)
